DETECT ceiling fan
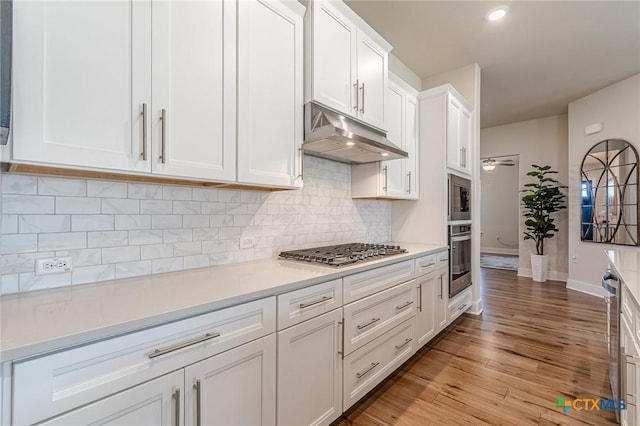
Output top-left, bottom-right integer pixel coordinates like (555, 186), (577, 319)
(482, 158), (515, 171)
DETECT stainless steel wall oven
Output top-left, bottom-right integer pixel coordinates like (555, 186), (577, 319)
(449, 224), (471, 297)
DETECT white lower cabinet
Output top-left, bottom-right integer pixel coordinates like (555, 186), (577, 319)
(343, 319), (414, 410)
(621, 285), (640, 426)
(415, 271), (437, 347)
(434, 266), (449, 333)
(277, 309), (343, 426)
(40, 370), (183, 426)
(185, 334), (276, 426)
(448, 286), (472, 323)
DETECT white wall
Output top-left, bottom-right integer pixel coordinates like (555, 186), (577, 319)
(480, 157), (519, 255)
(481, 114), (569, 281)
(0, 156), (392, 295)
(567, 73), (640, 296)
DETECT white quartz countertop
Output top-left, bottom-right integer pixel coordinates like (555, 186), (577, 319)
(606, 248), (640, 305)
(0, 242), (446, 362)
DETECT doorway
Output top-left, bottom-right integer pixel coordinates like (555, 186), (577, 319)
(480, 154), (519, 271)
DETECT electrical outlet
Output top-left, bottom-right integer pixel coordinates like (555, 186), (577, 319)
(240, 237), (255, 249)
(36, 257), (73, 275)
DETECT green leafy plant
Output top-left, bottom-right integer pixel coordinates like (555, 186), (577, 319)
(521, 164), (567, 255)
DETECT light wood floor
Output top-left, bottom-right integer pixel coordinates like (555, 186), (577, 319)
(336, 268), (618, 426)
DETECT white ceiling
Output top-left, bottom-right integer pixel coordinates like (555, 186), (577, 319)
(344, 1), (640, 129)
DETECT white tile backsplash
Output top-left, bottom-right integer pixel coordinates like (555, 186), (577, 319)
(38, 177), (86, 196)
(19, 214), (71, 233)
(0, 156), (391, 293)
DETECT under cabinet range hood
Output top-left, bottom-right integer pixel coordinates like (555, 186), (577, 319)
(303, 102), (408, 164)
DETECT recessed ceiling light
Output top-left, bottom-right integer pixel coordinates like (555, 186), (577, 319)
(381, 152), (389, 157)
(486, 6), (509, 22)
(346, 141), (355, 146)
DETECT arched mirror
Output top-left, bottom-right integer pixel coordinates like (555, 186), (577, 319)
(580, 139), (638, 246)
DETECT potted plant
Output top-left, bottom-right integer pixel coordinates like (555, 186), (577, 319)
(521, 164), (567, 282)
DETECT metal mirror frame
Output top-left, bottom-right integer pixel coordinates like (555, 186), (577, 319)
(580, 139), (639, 246)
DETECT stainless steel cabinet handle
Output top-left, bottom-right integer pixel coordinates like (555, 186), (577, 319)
(395, 301), (414, 310)
(458, 303), (468, 311)
(298, 146), (304, 181)
(359, 83), (365, 113)
(625, 354), (640, 365)
(357, 317), (381, 330)
(140, 103), (148, 161)
(421, 262), (435, 269)
(338, 320), (344, 356)
(148, 332), (220, 359)
(353, 80), (359, 111)
(194, 379), (202, 426)
(407, 172), (411, 193)
(299, 295), (333, 310)
(356, 361), (379, 379)
(395, 338), (413, 351)
(417, 284), (422, 312)
(383, 165), (388, 191)
(160, 108), (167, 164)
(438, 275), (443, 299)
(173, 388), (180, 426)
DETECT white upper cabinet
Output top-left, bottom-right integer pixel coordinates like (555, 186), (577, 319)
(404, 94), (419, 199)
(305, 0), (391, 131)
(445, 92), (472, 175)
(308, 1), (357, 115)
(152, 0), (236, 182)
(237, 0), (304, 188)
(351, 73), (419, 200)
(12, 1), (152, 173)
(381, 81), (405, 198)
(12, 0), (303, 189)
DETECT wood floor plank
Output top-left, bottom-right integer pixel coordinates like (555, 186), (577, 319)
(336, 268), (618, 426)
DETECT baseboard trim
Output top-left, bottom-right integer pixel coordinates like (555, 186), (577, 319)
(566, 279), (606, 298)
(481, 247), (518, 256)
(517, 268), (568, 282)
(468, 298), (483, 315)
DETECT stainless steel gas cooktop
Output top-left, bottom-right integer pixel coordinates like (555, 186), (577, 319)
(279, 243), (407, 267)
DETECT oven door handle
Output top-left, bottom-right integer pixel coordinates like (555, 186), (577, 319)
(451, 235), (471, 242)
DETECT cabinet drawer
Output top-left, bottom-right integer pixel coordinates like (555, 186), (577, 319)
(437, 250), (449, 269)
(343, 260), (414, 304)
(343, 280), (415, 355)
(343, 319), (414, 410)
(277, 279), (343, 330)
(13, 297), (276, 426)
(448, 287), (472, 322)
(621, 286), (637, 342)
(415, 254), (437, 277)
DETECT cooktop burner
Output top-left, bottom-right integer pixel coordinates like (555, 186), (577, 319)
(279, 243), (407, 267)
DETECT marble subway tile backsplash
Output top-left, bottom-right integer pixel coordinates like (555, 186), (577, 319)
(0, 156), (392, 294)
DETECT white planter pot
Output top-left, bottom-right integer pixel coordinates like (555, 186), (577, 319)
(530, 254), (549, 282)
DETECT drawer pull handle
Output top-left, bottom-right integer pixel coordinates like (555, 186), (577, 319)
(625, 354), (640, 365)
(395, 338), (413, 350)
(357, 317), (381, 330)
(396, 301), (414, 310)
(458, 303), (468, 311)
(148, 332), (220, 359)
(194, 379), (202, 426)
(356, 361), (379, 379)
(421, 262), (435, 269)
(173, 388), (180, 426)
(299, 295), (333, 310)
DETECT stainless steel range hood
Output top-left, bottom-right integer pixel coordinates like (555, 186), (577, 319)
(303, 102), (408, 164)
